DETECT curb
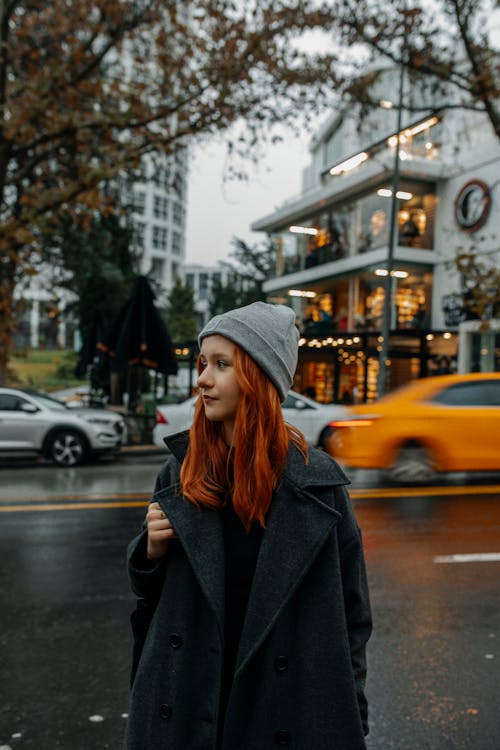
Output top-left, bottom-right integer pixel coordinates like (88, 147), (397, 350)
(121, 444), (167, 457)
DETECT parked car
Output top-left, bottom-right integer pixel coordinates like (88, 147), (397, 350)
(0, 387), (127, 467)
(153, 390), (347, 449)
(326, 373), (500, 482)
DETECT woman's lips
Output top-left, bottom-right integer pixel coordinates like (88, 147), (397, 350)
(203, 395), (216, 403)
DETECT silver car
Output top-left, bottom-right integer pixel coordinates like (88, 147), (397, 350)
(0, 387), (127, 467)
(153, 391), (347, 449)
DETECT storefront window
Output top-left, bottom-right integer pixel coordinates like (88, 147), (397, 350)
(356, 269), (432, 332)
(272, 182), (437, 278)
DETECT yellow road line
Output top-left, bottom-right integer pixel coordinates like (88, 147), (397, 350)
(0, 484), (499, 513)
(351, 484), (500, 499)
(0, 500), (149, 512)
(0, 491), (149, 504)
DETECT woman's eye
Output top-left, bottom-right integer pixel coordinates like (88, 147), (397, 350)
(217, 360), (228, 368)
(199, 361), (207, 370)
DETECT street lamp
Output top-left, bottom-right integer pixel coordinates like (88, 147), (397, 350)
(377, 22), (407, 398)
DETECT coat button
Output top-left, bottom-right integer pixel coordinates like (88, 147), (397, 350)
(160, 704), (172, 720)
(169, 633), (183, 649)
(274, 656), (288, 672)
(275, 729), (291, 745)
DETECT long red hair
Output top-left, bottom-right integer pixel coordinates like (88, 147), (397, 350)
(180, 343), (308, 530)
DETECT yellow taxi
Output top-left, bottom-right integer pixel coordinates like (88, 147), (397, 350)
(326, 373), (500, 482)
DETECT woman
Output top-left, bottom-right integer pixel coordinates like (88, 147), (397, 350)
(124, 302), (372, 750)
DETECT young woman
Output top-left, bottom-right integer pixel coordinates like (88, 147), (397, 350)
(124, 302), (372, 750)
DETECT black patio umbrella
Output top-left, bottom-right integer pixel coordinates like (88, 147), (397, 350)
(100, 275), (178, 377)
(75, 309), (107, 379)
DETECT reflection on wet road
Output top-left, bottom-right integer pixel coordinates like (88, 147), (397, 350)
(0, 457), (499, 749)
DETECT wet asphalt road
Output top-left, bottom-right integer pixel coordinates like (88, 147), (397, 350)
(0, 455), (499, 750)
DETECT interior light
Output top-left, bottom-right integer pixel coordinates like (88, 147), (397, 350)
(399, 150), (409, 160)
(289, 225), (318, 235)
(377, 188), (413, 200)
(426, 334), (434, 341)
(405, 116), (439, 137)
(380, 100), (394, 109)
(288, 289), (317, 298)
(329, 151), (368, 176)
(375, 269), (409, 278)
(425, 141), (433, 150)
(443, 332), (452, 339)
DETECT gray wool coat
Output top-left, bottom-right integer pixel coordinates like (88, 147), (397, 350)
(124, 431), (372, 750)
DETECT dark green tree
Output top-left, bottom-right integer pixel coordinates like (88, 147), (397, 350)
(0, 0), (339, 384)
(209, 275), (248, 317)
(164, 278), (197, 343)
(227, 236), (278, 300)
(50, 212), (138, 336)
(208, 237), (277, 316)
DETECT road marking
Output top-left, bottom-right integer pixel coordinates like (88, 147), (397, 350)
(0, 491), (149, 504)
(351, 484), (500, 500)
(0, 500), (149, 512)
(1, 483), (500, 513)
(434, 553), (500, 563)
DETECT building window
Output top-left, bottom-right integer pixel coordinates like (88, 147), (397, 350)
(152, 225), (168, 250)
(153, 165), (171, 191)
(133, 221), (146, 250)
(154, 195), (169, 220)
(150, 257), (165, 279)
(199, 273), (208, 300)
(133, 191), (146, 215)
(212, 272), (221, 286)
(171, 172), (185, 200)
(173, 201), (183, 225)
(171, 262), (180, 281)
(172, 231), (182, 255)
(186, 273), (195, 290)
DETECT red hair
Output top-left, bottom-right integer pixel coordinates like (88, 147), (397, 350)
(180, 344), (308, 530)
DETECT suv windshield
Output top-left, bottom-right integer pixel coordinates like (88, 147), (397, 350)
(23, 390), (68, 412)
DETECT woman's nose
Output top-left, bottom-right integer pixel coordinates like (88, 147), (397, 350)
(197, 368), (211, 389)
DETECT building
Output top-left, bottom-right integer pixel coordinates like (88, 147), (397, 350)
(14, 149), (189, 350)
(251, 71), (500, 403)
(127, 149), (189, 300)
(185, 262), (244, 329)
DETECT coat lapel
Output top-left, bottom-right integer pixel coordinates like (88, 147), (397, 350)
(156, 432), (225, 637)
(235, 449), (347, 676)
(160, 432), (349, 670)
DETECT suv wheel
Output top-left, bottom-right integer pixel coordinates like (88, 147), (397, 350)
(48, 430), (87, 467)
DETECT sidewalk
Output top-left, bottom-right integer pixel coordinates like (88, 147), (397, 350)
(121, 442), (166, 457)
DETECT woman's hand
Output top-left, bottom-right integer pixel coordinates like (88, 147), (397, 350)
(146, 501), (177, 560)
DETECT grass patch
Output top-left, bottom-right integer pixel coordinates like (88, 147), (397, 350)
(10, 349), (88, 392)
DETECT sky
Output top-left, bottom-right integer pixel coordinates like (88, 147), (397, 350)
(184, 132), (312, 267)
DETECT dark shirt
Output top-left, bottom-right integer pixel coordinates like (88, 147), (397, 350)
(218, 495), (263, 740)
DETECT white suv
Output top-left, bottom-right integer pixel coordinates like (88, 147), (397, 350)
(153, 391), (347, 449)
(0, 388), (127, 467)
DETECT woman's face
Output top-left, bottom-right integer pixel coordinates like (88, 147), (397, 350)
(197, 335), (241, 443)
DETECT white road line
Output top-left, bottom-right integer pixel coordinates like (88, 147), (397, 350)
(434, 553), (500, 563)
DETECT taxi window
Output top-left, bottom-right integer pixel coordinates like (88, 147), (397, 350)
(431, 380), (500, 407)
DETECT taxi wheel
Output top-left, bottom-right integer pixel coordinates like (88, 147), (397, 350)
(317, 426), (333, 451)
(387, 444), (437, 484)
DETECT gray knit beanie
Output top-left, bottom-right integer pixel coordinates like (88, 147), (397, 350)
(198, 301), (299, 401)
